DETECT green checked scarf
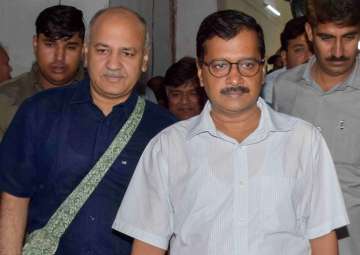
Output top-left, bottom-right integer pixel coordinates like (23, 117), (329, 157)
(22, 97), (145, 255)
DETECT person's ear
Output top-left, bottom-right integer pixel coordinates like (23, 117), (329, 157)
(196, 59), (205, 88)
(260, 64), (265, 85)
(305, 22), (314, 42)
(281, 50), (287, 67)
(32, 35), (38, 54)
(83, 42), (89, 68)
(141, 48), (149, 72)
(165, 87), (170, 97)
(82, 42), (88, 67)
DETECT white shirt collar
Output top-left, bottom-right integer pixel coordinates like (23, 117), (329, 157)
(187, 97), (295, 143)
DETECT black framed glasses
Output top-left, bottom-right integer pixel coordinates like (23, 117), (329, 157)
(202, 58), (265, 78)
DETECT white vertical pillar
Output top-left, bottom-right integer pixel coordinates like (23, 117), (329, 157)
(109, 0), (172, 78)
(175, 0), (218, 60)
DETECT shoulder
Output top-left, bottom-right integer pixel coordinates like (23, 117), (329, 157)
(274, 64), (307, 87)
(0, 73), (35, 133)
(29, 82), (77, 105)
(265, 68), (286, 82)
(0, 72), (32, 101)
(0, 72), (32, 89)
(15, 80), (84, 119)
(2, 80), (87, 141)
(148, 114), (199, 148)
(268, 104), (317, 136)
(143, 100), (177, 129)
(272, 64), (308, 112)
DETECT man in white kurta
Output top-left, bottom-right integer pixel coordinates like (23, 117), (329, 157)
(113, 9), (349, 255)
(113, 98), (348, 255)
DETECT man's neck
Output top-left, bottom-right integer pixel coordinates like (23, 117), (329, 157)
(91, 88), (131, 117)
(39, 76), (73, 90)
(311, 62), (353, 92)
(211, 106), (261, 143)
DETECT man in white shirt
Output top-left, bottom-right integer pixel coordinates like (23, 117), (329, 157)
(113, 9), (349, 255)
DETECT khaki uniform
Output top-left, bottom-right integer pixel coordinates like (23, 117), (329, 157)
(0, 63), (84, 140)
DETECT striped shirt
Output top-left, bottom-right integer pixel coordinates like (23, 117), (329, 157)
(113, 98), (349, 255)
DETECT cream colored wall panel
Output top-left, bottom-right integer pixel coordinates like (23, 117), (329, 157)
(224, 0), (292, 62)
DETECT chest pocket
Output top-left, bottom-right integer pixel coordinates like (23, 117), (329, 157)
(259, 176), (305, 235)
(171, 164), (231, 243)
(331, 114), (360, 165)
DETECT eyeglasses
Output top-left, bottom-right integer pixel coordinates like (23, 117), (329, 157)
(202, 58), (265, 78)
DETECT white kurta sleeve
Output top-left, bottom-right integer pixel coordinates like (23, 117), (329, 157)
(112, 133), (173, 250)
(305, 127), (349, 239)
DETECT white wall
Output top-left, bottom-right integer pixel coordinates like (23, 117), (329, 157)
(0, 0), (108, 77)
(109, 0), (172, 78)
(0, 0), (220, 78)
(150, 0), (172, 77)
(61, 0), (109, 29)
(175, 0), (218, 60)
(224, 0), (292, 61)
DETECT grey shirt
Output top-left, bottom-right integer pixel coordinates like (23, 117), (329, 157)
(273, 54), (360, 255)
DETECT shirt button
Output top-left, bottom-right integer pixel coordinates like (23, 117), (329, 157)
(239, 180), (247, 187)
(238, 218), (248, 226)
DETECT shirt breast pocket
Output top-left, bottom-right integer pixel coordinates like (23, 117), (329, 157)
(259, 176), (304, 235)
(172, 165), (231, 242)
(332, 116), (360, 165)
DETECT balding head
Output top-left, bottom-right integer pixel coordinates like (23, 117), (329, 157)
(87, 7), (149, 49)
(84, 7), (150, 113)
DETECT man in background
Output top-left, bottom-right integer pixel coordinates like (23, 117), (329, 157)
(262, 16), (312, 104)
(0, 5), (85, 140)
(273, 0), (360, 254)
(0, 44), (12, 84)
(280, 16), (313, 70)
(164, 56), (206, 120)
(147, 76), (167, 107)
(267, 48), (284, 73)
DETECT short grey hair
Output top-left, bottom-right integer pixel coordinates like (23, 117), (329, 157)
(86, 6), (150, 50)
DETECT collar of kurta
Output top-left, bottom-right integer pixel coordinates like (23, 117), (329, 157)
(69, 76), (139, 118)
(186, 97), (295, 145)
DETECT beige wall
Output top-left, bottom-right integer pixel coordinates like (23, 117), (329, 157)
(223, 0), (292, 66)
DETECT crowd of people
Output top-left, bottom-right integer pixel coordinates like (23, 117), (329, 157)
(0, 0), (359, 254)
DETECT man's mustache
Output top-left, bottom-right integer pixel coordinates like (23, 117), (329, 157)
(326, 56), (350, 62)
(104, 69), (124, 78)
(220, 86), (250, 95)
